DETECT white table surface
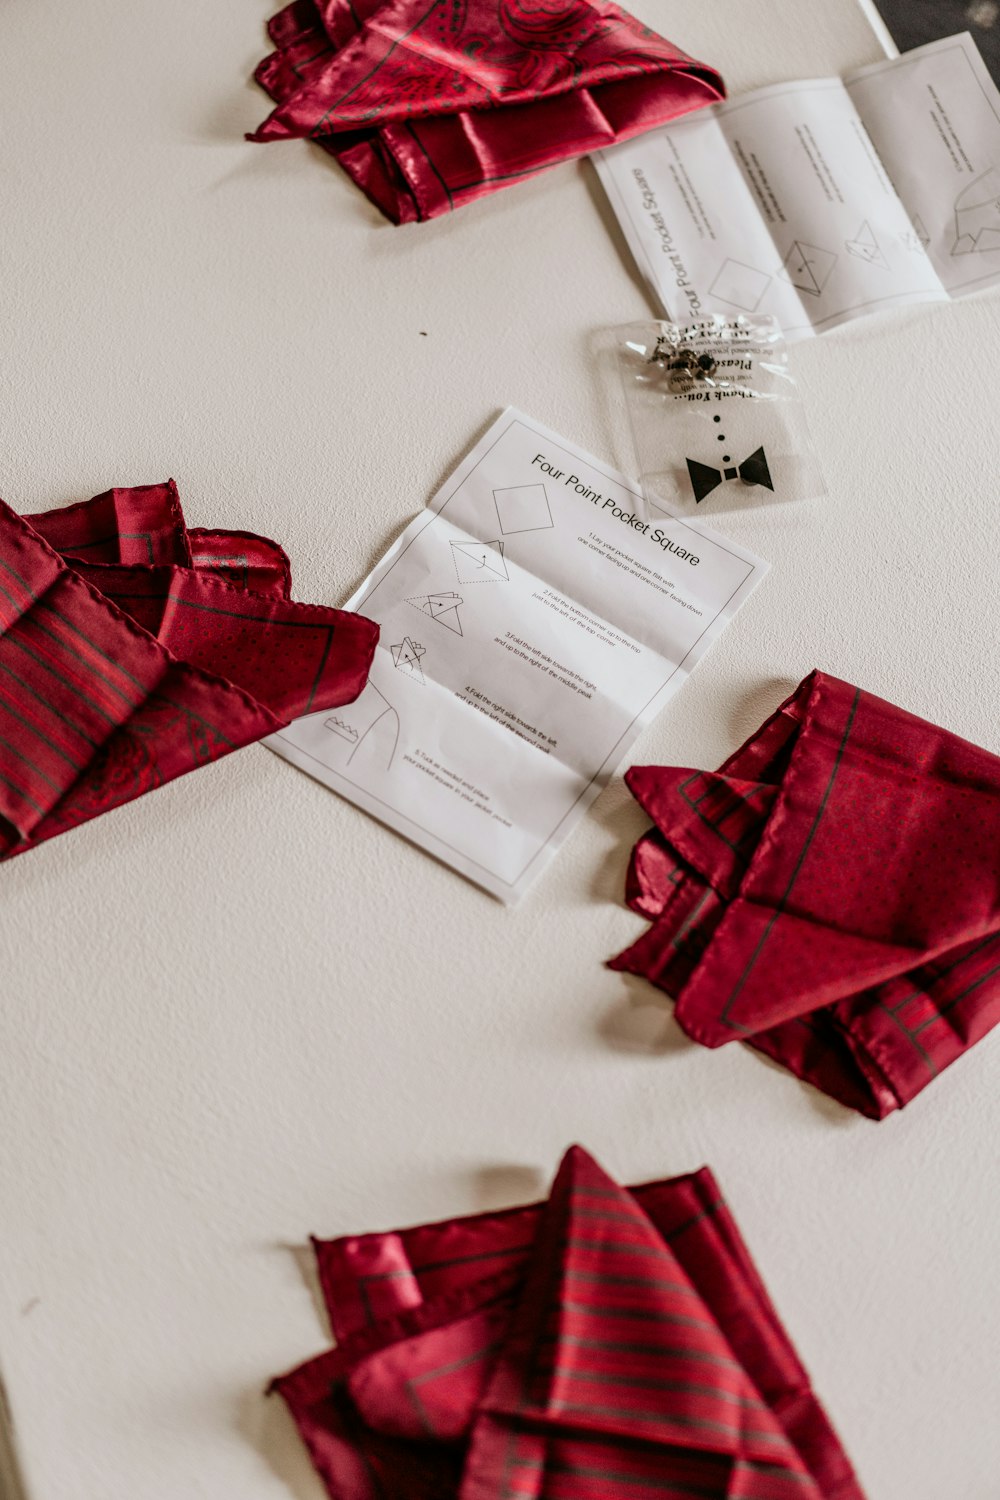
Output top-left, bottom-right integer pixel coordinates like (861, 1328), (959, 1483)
(1, 2), (998, 1497)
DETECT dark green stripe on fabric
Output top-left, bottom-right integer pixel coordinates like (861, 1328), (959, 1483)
(512, 1454), (730, 1498)
(5, 636), (119, 728)
(557, 1364), (765, 1410)
(549, 1397), (787, 1446)
(559, 1299), (714, 1332)
(0, 691), (82, 770)
(25, 614), (139, 708)
(720, 687), (861, 1029)
(0, 659), (102, 748)
(0, 731), (62, 793)
(541, 1332), (742, 1373)
(0, 768), (46, 819)
(38, 602), (150, 696)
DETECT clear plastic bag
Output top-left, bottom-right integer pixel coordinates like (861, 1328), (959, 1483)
(616, 315), (825, 517)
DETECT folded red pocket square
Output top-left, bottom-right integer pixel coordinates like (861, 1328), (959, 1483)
(0, 482), (377, 858)
(609, 670), (1000, 1120)
(271, 1145), (865, 1498)
(248, 0), (725, 223)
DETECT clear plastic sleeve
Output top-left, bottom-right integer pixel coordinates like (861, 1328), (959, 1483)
(615, 315), (826, 517)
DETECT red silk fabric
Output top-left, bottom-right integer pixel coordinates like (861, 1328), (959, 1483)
(272, 1146), (865, 1499)
(249, 0), (725, 223)
(0, 482), (377, 858)
(610, 671), (1000, 1120)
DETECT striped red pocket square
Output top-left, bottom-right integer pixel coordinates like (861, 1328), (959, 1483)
(610, 671), (1000, 1119)
(271, 1145), (865, 1498)
(0, 482), (377, 858)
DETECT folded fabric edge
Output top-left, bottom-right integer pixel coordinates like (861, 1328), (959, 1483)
(248, 77), (726, 226)
(25, 477), (188, 553)
(0, 544), (289, 731)
(0, 499), (379, 858)
(76, 552), (348, 621)
(745, 1019), (901, 1121)
(247, 34), (724, 142)
(269, 1148), (866, 1498)
(608, 901), (906, 1117)
(12, 492), (377, 718)
(187, 527), (294, 596)
(663, 1165), (865, 1495)
(310, 1163), (720, 1283)
(715, 672), (818, 775)
(611, 673), (912, 1118)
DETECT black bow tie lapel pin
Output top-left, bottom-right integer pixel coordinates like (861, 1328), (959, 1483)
(686, 447), (773, 504)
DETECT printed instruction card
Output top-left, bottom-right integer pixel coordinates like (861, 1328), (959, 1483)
(268, 411), (768, 902)
(595, 33), (1000, 338)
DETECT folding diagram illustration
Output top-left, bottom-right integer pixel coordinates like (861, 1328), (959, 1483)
(708, 257), (772, 312)
(778, 240), (838, 296)
(450, 538), (509, 584)
(493, 483), (554, 535)
(900, 214), (931, 252)
(390, 636), (426, 683)
(406, 590), (464, 635)
(952, 166), (1000, 253)
(325, 682), (400, 770)
(845, 219), (888, 267)
(597, 34), (1000, 334)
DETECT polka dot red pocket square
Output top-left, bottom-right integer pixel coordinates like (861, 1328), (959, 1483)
(0, 482), (377, 858)
(271, 1146), (865, 1499)
(610, 671), (1000, 1119)
(248, 0), (725, 223)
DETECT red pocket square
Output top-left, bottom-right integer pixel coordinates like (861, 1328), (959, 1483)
(610, 671), (1000, 1119)
(0, 483), (377, 858)
(248, 0), (725, 222)
(271, 1146), (865, 1498)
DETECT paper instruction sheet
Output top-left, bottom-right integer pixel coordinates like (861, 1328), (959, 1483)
(268, 410), (768, 902)
(595, 33), (1000, 338)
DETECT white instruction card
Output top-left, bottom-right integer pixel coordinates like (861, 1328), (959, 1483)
(595, 33), (1000, 338)
(268, 410), (768, 903)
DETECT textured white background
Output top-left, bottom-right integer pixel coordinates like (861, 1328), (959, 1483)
(1, 2), (998, 1497)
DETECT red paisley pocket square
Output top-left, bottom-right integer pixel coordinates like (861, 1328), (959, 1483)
(0, 481), (377, 858)
(610, 671), (1000, 1119)
(271, 1145), (865, 1499)
(248, 0), (725, 223)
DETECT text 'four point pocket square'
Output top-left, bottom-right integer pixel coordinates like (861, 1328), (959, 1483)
(271, 1145), (866, 1498)
(248, 0), (726, 223)
(0, 482), (378, 859)
(609, 670), (1000, 1119)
